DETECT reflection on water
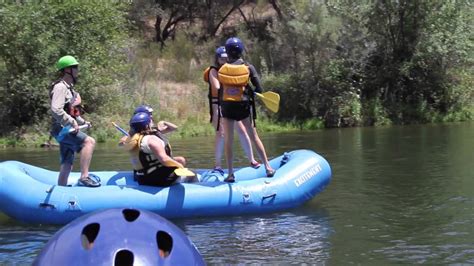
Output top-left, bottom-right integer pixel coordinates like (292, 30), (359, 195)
(0, 122), (473, 264)
(0, 215), (58, 265)
(177, 208), (332, 264)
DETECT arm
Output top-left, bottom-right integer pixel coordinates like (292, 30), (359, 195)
(209, 68), (221, 92)
(157, 120), (178, 134)
(118, 136), (128, 146)
(148, 136), (184, 168)
(248, 64), (263, 93)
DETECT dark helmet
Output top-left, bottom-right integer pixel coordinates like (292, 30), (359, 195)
(33, 208), (205, 265)
(134, 105), (154, 116)
(215, 46), (228, 59)
(225, 37), (244, 58)
(130, 112), (151, 132)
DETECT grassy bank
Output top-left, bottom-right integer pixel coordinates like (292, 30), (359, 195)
(0, 115), (324, 148)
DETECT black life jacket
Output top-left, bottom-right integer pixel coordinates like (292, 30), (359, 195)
(124, 130), (173, 180)
(203, 65), (219, 123)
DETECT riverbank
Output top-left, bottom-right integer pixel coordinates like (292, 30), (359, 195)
(0, 116), (324, 148)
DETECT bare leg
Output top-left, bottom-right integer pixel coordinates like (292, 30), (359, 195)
(223, 118), (235, 177)
(236, 121), (257, 165)
(214, 131), (224, 168)
(212, 104), (224, 168)
(79, 136), (95, 179)
(241, 118), (274, 173)
(58, 163), (73, 186)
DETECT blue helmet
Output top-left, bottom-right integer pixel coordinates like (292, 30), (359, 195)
(130, 112), (151, 131)
(215, 46), (228, 59)
(225, 37), (244, 58)
(134, 105), (154, 116)
(34, 208), (205, 265)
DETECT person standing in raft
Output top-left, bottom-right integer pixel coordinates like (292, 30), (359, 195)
(218, 37), (275, 183)
(203, 46), (261, 174)
(50, 55), (99, 187)
(123, 112), (197, 186)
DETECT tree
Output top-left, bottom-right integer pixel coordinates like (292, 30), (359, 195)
(0, 1), (129, 134)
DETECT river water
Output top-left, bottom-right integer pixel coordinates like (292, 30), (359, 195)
(0, 122), (473, 264)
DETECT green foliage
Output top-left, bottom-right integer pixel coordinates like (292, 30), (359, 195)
(258, 1), (363, 127)
(1, 0), (473, 146)
(160, 33), (199, 82)
(323, 0), (473, 125)
(0, 1), (129, 135)
(299, 119), (325, 130)
(361, 98), (392, 126)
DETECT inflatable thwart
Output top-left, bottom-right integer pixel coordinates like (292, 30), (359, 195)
(0, 149), (331, 224)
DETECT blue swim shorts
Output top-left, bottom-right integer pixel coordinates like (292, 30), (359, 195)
(58, 130), (88, 165)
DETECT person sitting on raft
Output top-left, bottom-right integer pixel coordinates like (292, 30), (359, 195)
(119, 104), (178, 146)
(123, 111), (197, 186)
(133, 105), (178, 134)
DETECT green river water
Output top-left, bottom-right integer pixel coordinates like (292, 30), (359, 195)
(0, 122), (473, 264)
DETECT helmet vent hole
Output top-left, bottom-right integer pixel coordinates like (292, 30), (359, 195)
(114, 249), (134, 266)
(81, 223), (100, 250)
(156, 231), (173, 258)
(122, 209), (140, 222)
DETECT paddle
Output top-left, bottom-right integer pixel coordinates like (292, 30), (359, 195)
(256, 91), (280, 113)
(112, 122), (196, 177)
(112, 122), (129, 136)
(174, 168), (196, 177)
(56, 124), (90, 142)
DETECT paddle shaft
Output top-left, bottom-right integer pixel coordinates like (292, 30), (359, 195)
(112, 122), (129, 136)
(56, 124), (90, 142)
(68, 124), (90, 133)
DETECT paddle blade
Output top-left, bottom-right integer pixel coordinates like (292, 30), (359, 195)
(256, 91), (280, 113)
(174, 168), (195, 177)
(55, 126), (72, 142)
(55, 124), (90, 142)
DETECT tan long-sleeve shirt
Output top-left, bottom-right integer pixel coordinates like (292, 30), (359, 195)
(50, 80), (76, 127)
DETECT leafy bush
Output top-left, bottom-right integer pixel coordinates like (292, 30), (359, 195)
(0, 1), (129, 135)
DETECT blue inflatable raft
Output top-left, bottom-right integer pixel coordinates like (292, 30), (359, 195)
(0, 149), (331, 224)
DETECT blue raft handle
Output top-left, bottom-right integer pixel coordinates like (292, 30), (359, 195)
(262, 193), (276, 200)
(39, 203), (56, 210)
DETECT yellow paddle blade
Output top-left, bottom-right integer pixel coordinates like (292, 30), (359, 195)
(174, 168), (195, 177)
(256, 91), (280, 113)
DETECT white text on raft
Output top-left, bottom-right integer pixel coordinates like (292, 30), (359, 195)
(294, 164), (322, 187)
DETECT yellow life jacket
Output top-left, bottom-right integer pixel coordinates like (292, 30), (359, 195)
(123, 133), (144, 171)
(218, 63), (250, 102)
(203, 66), (211, 82)
(203, 66), (219, 98)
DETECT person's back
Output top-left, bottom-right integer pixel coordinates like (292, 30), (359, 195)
(204, 46), (260, 172)
(217, 37), (275, 182)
